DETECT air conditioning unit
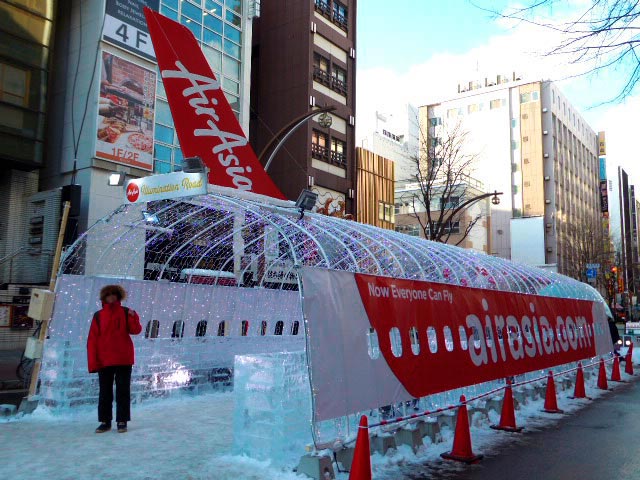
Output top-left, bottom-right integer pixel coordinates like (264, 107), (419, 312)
(543, 130), (548, 135)
(544, 176), (550, 181)
(545, 199), (551, 204)
(544, 153), (549, 158)
(546, 247), (553, 253)
(546, 223), (552, 229)
(542, 108), (548, 113)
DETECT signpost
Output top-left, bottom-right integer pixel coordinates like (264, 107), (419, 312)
(103, 0), (159, 61)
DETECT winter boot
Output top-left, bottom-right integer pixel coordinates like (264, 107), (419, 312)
(95, 422), (111, 433)
(117, 421), (127, 433)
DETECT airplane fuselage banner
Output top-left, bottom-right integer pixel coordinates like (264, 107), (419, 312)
(301, 268), (611, 422)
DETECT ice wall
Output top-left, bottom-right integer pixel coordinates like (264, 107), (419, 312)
(233, 351), (312, 464)
(40, 275), (304, 410)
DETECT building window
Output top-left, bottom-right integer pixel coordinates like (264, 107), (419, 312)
(332, 1), (348, 30)
(217, 321), (226, 336)
(241, 320), (249, 336)
(0, 63), (29, 107)
(446, 108), (457, 119)
(274, 320), (284, 335)
(311, 129), (329, 161)
(331, 65), (347, 95)
(440, 196), (460, 209)
(431, 137), (441, 147)
(378, 201), (395, 223)
(429, 117), (442, 126)
(330, 138), (347, 166)
(520, 92), (531, 103)
(313, 53), (331, 86)
(395, 224), (421, 236)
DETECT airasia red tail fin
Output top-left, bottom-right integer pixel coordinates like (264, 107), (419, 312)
(143, 7), (285, 200)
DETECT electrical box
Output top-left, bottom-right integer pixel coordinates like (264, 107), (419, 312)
(27, 289), (55, 321)
(24, 337), (43, 359)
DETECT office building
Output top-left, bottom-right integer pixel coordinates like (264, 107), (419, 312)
(422, 75), (601, 277)
(250, 0), (357, 215)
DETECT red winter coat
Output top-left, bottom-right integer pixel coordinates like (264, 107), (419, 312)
(87, 301), (142, 373)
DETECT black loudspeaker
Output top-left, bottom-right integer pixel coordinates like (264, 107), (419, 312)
(61, 184), (81, 217)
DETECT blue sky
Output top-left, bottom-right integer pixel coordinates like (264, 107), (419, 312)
(357, 0), (513, 72)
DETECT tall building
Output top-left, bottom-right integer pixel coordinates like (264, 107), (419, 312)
(358, 104), (419, 185)
(0, 0), (56, 282)
(617, 167), (638, 296)
(250, 0), (357, 215)
(40, 0), (256, 235)
(422, 75), (601, 277)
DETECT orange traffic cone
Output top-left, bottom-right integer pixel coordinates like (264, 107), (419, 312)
(625, 348), (634, 375)
(543, 371), (564, 414)
(597, 358), (609, 390)
(349, 416), (371, 480)
(569, 362), (590, 399)
(611, 355), (624, 382)
(490, 380), (523, 432)
(441, 395), (483, 463)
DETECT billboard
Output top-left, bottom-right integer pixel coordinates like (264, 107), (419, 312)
(600, 180), (609, 214)
(301, 268), (610, 421)
(510, 216), (546, 266)
(103, 0), (159, 61)
(599, 157), (607, 180)
(598, 131), (606, 156)
(96, 52), (156, 171)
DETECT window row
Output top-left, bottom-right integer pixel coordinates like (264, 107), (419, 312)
(378, 201), (395, 223)
(313, 53), (348, 97)
(314, 0), (349, 32)
(144, 319), (301, 338)
(367, 322), (598, 359)
(312, 130), (347, 167)
(520, 91), (539, 104)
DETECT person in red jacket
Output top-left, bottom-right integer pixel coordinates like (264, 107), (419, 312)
(87, 284), (142, 433)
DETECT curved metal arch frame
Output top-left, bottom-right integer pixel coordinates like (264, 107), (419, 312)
(59, 192), (608, 307)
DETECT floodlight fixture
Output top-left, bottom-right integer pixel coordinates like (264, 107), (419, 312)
(182, 156), (206, 173)
(142, 211), (160, 224)
(108, 172), (126, 186)
(295, 189), (318, 220)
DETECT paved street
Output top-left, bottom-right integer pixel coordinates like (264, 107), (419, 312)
(411, 376), (640, 480)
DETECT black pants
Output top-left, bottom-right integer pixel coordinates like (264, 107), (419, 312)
(98, 365), (132, 423)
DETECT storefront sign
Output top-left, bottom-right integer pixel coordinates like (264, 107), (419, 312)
(301, 268), (610, 421)
(598, 131), (606, 156)
(599, 157), (607, 180)
(96, 52), (156, 171)
(600, 180), (609, 213)
(125, 171), (207, 203)
(144, 8), (285, 199)
(103, 0), (159, 61)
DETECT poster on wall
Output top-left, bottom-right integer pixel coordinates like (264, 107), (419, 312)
(600, 180), (609, 214)
(95, 52), (156, 171)
(103, 0), (159, 61)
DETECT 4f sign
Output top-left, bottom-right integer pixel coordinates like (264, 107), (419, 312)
(103, 0), (159, 61)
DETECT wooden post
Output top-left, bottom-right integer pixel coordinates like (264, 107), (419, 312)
(27, 201), (71, 398)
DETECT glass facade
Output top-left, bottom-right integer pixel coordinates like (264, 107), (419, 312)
(0, 0), (55, 169)
(153, 0), (244, 174)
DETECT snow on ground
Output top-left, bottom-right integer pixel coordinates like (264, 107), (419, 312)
(0, 392), (305, 480)
(0, 362), (634, 480)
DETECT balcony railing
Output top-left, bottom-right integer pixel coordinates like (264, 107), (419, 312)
(314, 0), (348, 32)
(313, 66), (348, 97)
(311, 143), (347, 168)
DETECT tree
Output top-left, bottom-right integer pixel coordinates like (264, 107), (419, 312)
(558, 216), (613, 296)
(396, 121), (490, 246)
(483, 0), (640, 101)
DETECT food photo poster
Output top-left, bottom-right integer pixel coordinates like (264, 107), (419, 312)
(96, 51), (156, 171)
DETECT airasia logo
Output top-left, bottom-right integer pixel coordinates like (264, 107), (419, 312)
(126, 182), (140, 203)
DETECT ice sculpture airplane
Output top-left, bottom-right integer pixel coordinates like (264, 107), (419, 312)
(143, 7), (285, 200)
